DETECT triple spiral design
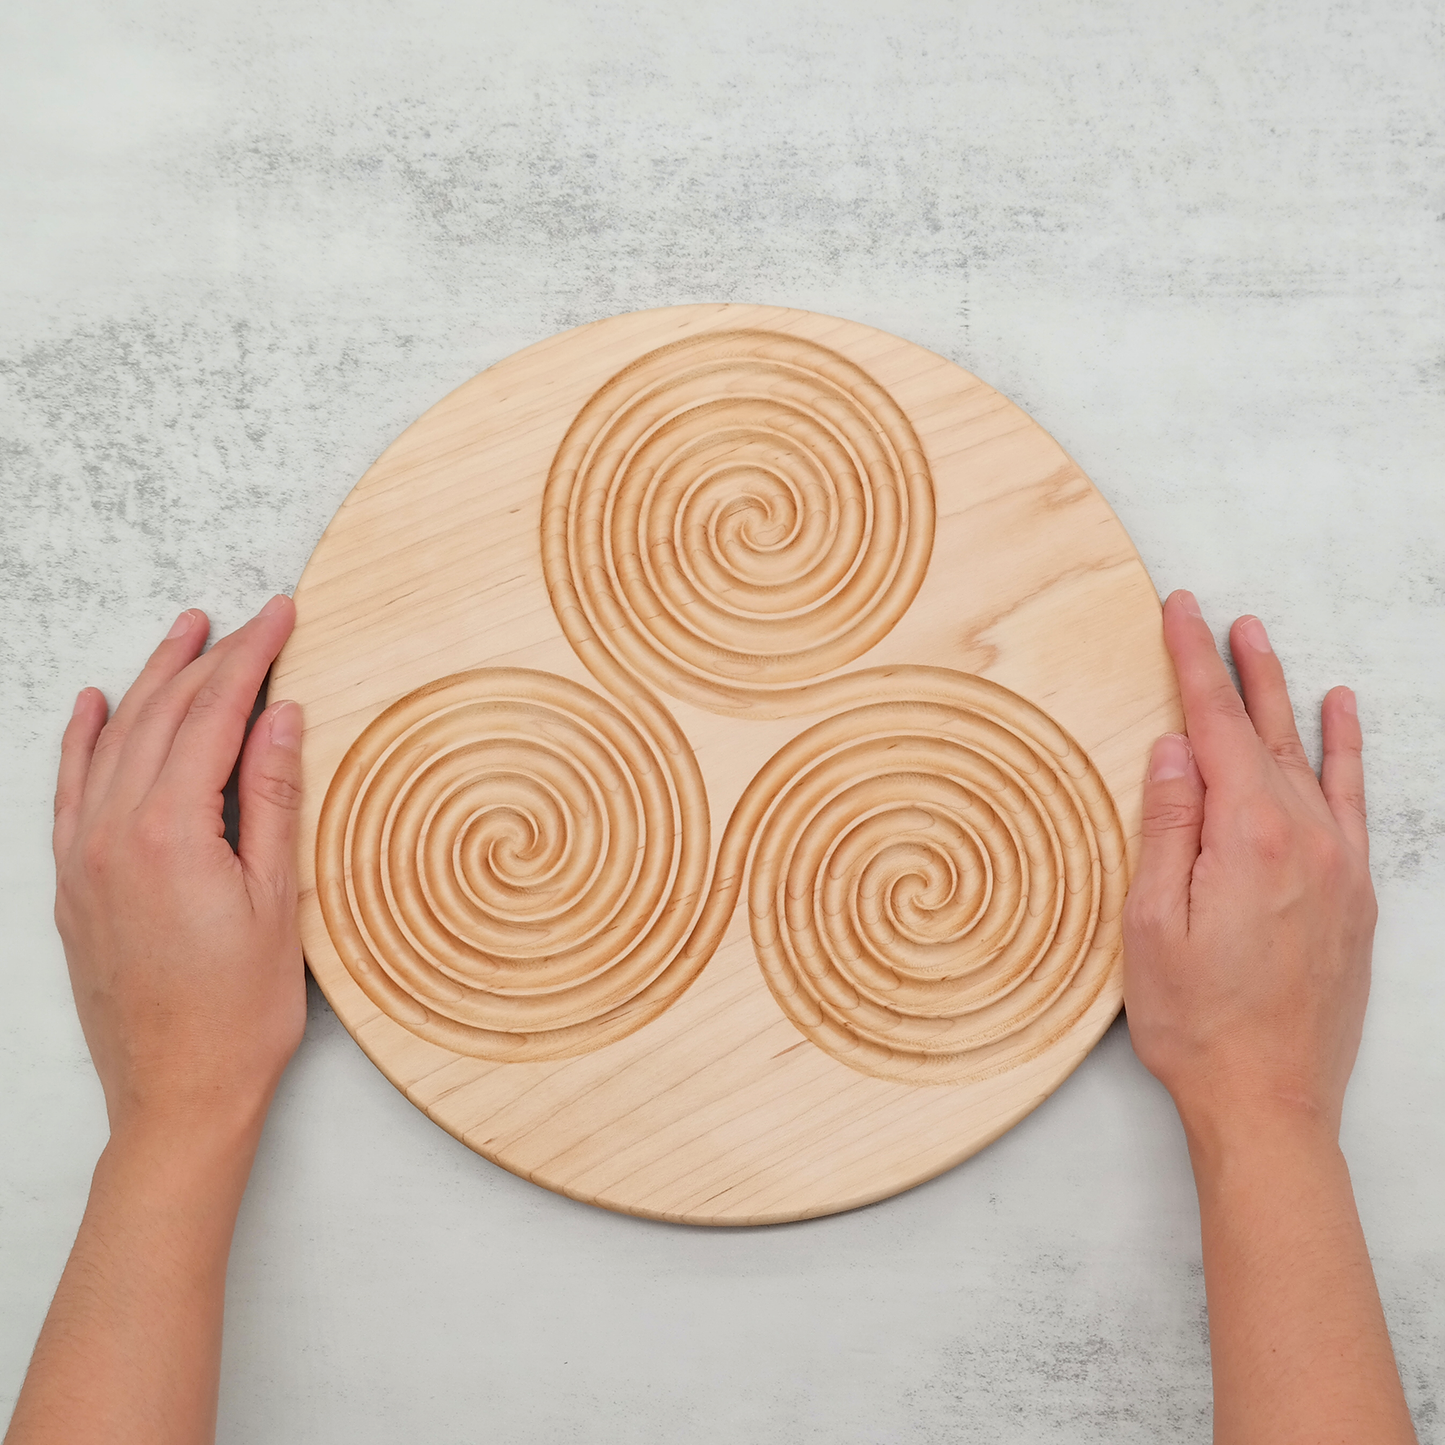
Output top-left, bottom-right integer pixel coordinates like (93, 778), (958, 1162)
(318, 330), (1127, 1084)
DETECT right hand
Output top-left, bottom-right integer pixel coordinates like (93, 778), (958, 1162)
(1121, 590), (1377, 1147)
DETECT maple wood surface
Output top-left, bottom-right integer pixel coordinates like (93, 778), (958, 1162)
(273, 304), (1182, 1225)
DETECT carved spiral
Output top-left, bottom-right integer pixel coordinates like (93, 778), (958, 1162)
(315, 669), (714, 1061)
(542, 330), (935, 717)
(726, 668), (1127, 1085)
(315, 334), (1130, 1089)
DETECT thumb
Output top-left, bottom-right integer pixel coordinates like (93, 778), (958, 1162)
(238, 699), (303, 901)
(1127, 733), (1205, 933)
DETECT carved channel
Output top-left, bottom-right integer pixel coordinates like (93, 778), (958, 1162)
(316, 669), (715, 1061)
(317, 331), (1127, 1079)
(541, 329), (936, 718)
(726, 669), (1127, 1085)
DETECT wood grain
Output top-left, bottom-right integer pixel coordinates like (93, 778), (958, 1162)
(273, 304), (1182, 1225)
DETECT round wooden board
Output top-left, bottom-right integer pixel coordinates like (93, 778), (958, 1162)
(274, 304), (1182, 1226)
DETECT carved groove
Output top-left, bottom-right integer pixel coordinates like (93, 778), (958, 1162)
(318, 665), (1124, 1080)
(725, 668), (1128, 1085)
(316, 669), (717, 1061)
(317, 331), (1127, 1086)
(542, 330), (936, 718)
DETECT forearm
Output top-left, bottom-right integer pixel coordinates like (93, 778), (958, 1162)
(5, 1112), (264, 1445)
(1186, 1114), (1415, 1445)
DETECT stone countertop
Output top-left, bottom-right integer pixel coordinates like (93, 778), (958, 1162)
(2, 3), (1440, 1440)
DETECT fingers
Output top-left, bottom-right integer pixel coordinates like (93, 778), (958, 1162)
(53, 688), (108, 863)
(1229, 615), (1316, 795)
(1321, 686), (1369, 859)
(1161, 591), (1266, 793)
(237, 700), (303, 900)
(1125, 733), (1206, 936)
(108, 597), (293, 812)
(152, 596), (296, 813)
(79, 609), (210, 813)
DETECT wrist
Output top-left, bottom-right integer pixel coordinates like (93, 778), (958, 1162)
(102, 1090), (273, 1206)
(106, 1064), (280, 1147)
(1176, 1093), (1342, 1189)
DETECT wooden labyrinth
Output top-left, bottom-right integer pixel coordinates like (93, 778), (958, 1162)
(275, 305), (1181, 1224)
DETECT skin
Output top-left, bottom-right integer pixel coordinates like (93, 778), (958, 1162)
(4, 587), (1417, 1443)
(1123, 590), (1415, 1444)
(6, 598), (305, 1445)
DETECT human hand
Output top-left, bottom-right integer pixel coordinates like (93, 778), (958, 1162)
(52, 597), (305, 1144)
(1122, 589), (1376, 1149)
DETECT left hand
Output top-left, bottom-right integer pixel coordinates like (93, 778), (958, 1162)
(51, 597), (306, 1142)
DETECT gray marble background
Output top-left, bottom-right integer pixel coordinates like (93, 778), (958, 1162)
(3, 2), (1441, 1440)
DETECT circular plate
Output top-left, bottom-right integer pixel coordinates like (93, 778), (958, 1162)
(274, 304), (1181, 1225)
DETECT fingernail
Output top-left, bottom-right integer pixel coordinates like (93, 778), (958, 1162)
(270, 700), (301, 749)
(1176, 590), (1203, 619)
(1149, 733), (1193, 781)
(1340, 687), (1357, 717)
(261, 593), (292, 618)
(165, 609), (194, 639)
(72, 688), (88, 717)
(1237, 616), (1272, 653)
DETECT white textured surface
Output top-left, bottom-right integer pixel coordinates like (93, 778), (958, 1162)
(2, 2), (1441, 1439)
